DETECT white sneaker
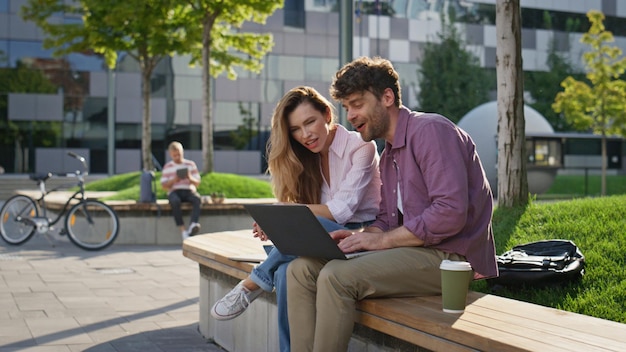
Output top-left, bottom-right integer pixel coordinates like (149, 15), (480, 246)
(188, 222), (201, 236)
(182, 230), (190, 240)
(211, 280), (263, 320)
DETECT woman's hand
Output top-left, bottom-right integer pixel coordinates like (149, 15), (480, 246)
(252, 222), (269, 241)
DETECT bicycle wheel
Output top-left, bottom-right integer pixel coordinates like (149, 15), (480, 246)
(0, 195), (39, 245)
(65, 200), (120, 250)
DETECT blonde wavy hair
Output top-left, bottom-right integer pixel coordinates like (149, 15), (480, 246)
(267, 86), (337, 204)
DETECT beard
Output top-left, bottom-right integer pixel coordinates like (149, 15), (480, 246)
(359, 103), (389, 142)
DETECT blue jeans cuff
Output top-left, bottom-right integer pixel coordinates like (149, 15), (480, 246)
(249, 268), (275, 292)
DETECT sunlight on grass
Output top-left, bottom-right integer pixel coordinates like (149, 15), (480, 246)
(85, 171), (274, 200)
(474, 195), (626, 323)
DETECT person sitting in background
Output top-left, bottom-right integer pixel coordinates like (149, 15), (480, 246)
(210, 86), (381, 352)
(160, 141), (202, 240)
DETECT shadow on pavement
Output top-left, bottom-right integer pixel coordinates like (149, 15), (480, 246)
(0, 297), (225, 352)
(82, 323), (225, 352)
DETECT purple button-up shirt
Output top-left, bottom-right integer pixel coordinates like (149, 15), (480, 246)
(370, 107), (498, 279)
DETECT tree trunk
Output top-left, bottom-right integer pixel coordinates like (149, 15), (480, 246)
(201, 18), (214, 174)
(495, 0), (528, 207)
(141, 66), (154, 171)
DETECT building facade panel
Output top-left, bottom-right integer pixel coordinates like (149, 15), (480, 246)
(35, 147), (90, 174)
(36, 94), (63, 121)
(0, 14), (8, 38)
(390, 17), (409, 40)
(388, 39), (410, 62)
(408, 18), (441, 42)
(304, 34), (329, 57)
(464, 24), (484, 45)
(283, 32), (308, 56)
(8, 14), (39, 40)
(602, 0), (617, 16)
(89, 72), (109, 97)
(116, 149), (141, 174)
(151, 98), (166, 125)
(521, 28), (536, 49)
(618, 0), (626, 17)
(115, 97), (142, 123)
(8, 93), (34, 120)
(368, 15), (390, 39)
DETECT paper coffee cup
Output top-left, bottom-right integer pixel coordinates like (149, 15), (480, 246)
(440, 260), (473, 313)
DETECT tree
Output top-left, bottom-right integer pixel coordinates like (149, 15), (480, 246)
(0, 61), (61, 172)
(230, 103), (258, 150)
(495, 0), (528, 207)
(417, 10), (490, 123)
(179, 0), (283, 173)
(22, 0), (189, 171)
(553, 10), (626, 196)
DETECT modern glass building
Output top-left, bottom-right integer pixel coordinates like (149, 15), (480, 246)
(1, 0), (625, 175)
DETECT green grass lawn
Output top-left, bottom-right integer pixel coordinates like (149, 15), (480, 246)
(85, 171), (274, 200)
(86, 171), (626, 324)
(471, 194), (626, 324)
(542, 174), (626, 198)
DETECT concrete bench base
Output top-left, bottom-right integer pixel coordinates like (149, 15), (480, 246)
(198, 266), (422, 352)
(115, 207), (253, 245)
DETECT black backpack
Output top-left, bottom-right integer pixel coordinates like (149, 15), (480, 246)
(488, 239), (586, 288)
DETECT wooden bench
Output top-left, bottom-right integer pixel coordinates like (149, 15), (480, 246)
(183, 230), (626, 352)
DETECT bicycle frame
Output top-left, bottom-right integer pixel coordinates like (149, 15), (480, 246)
(31, 151), (91, 232)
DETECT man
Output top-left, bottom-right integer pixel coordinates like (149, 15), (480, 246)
(286, 56), (498, 352)
(160, 141), (202, 240)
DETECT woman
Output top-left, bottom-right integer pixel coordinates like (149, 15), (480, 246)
(210, 86), (381, 351)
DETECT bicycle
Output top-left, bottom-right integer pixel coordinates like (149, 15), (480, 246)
(0, 152), (120, 250)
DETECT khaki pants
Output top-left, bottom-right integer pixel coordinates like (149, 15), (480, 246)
(287, 247), (465, 352)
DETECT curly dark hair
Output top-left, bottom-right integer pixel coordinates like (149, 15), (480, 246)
(330, 56), (401, 107)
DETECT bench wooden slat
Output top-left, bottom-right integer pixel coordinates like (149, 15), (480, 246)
(463, 293), (626, 340)
(356, 297), (540, 352)
(355, 310), (479, 352)
(357, 292), (626, 352)
(183, 230), (267, 280)
(458, 296), (625, 351)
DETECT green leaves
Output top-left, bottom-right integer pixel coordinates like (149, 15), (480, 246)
(180, 0), (283, 80)
(21, 0), (189, 70)
(553, 10), (626, 138)
(21, 0), (284, 173)
(417, 18), (490, 122)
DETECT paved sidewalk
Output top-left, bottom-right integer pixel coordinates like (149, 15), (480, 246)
(0, 233), (226, 352)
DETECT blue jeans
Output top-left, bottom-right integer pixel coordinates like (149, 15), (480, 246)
(167, 189), (201, 227)
(249, 217), (369, 352)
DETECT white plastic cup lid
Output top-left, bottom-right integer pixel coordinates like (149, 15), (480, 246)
(440, 260), (472, 271)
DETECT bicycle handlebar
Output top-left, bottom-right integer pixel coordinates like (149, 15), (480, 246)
(67, 152), (88, 172)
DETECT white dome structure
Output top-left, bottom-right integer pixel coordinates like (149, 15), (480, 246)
(458, 101), (556, 195)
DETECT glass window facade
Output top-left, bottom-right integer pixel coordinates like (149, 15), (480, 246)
(0, 0), (624, 175)
(526, 138), (562, 167)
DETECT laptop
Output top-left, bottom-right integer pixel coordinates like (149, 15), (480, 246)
(243, 204), (378, 260)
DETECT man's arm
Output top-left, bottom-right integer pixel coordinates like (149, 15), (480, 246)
(188, 174), (200, 188)
(161, 176), (178, 191)
(187, 161), (201, 188)
(161, 164), (178, 191)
